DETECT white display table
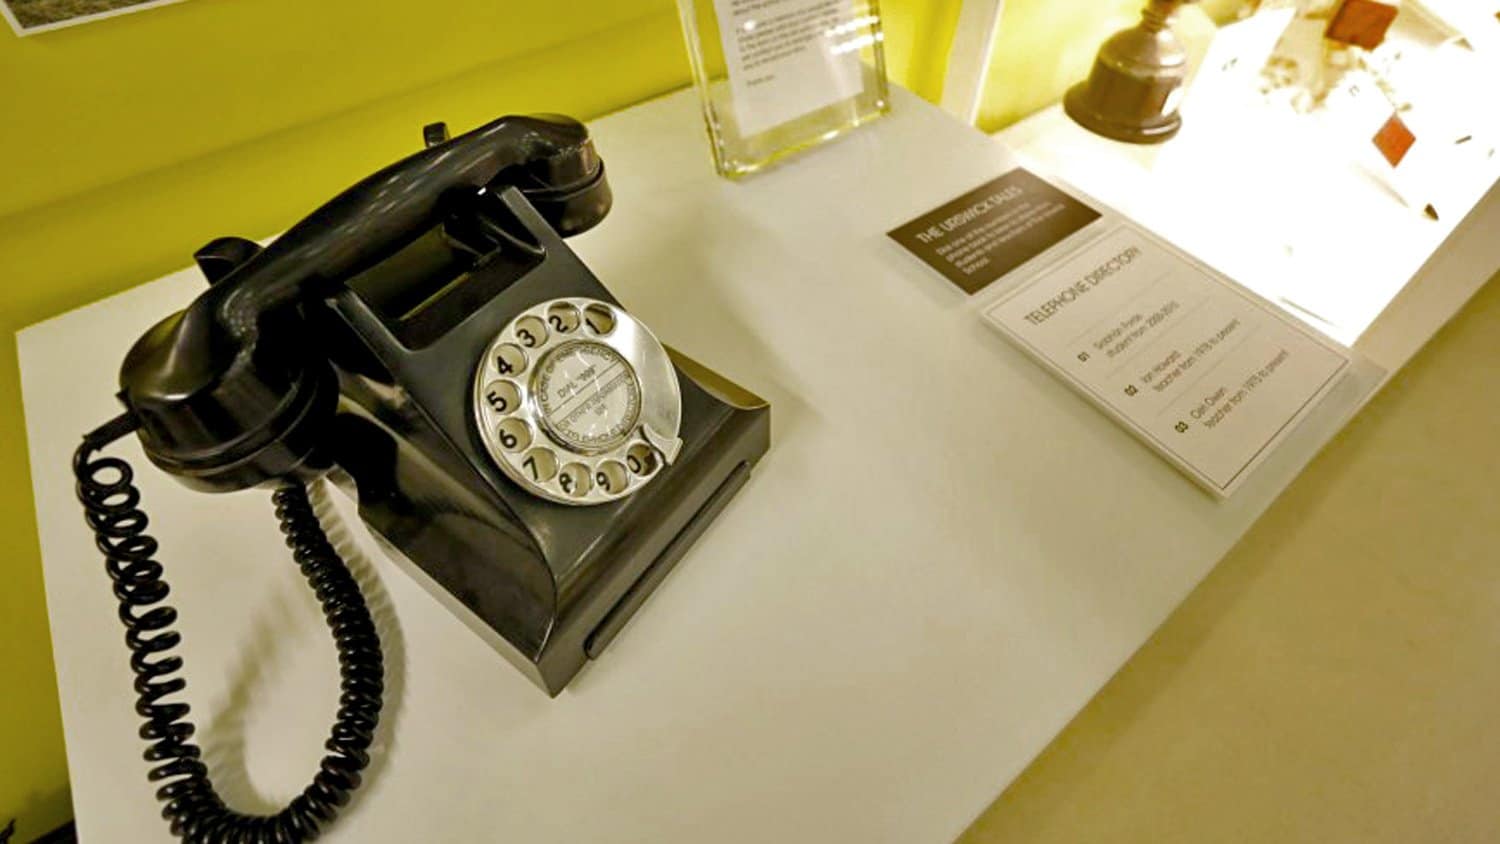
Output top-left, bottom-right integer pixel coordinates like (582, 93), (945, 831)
(18, 86), (1497, 843)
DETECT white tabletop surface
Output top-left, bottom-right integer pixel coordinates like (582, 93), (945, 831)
(18, 86), (1490, 843)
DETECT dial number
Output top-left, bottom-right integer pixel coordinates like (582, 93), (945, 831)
(559, 463), (592, 498)
(515, 316), (548, 349)
(494, 344), (526, 376)
(626, 443), (659, 476)
(496, 419), (531, 453)
(547, 303), (581, 334)
(594, 461), (628, 494)
(482, 380), (521, 415)
(521, 448), (558, 482)
(583, 304), (616, 336)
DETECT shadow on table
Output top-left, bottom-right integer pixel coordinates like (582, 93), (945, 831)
(195, 481), (407, 819)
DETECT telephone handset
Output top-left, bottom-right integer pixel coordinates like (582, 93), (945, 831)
(73, 114), (769, 842)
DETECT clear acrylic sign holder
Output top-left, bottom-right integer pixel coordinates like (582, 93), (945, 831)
(676, 0), (891, 178)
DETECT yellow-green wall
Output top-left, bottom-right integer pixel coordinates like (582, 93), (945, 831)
(0, 0), (1234, 835)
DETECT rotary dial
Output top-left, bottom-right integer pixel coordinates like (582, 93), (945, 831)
(473, 297), (683, 505)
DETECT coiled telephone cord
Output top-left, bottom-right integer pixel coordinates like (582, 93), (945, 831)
(74, 413), (384, 843)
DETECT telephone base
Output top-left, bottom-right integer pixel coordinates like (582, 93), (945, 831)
(332, 353), (769, 696)
(584, 459), (752, 660)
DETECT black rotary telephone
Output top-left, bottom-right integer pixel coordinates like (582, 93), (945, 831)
(73, 114), (770, 842)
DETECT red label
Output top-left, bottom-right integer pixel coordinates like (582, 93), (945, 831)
(1372, 114), (1415, 168)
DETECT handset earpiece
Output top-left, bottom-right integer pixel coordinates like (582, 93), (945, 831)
(118, 113), (612, 492)
(494, 114), (613, 237)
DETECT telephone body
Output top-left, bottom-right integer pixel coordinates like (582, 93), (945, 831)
(325, 181), (770, 694)
(74, 114), (769, 841)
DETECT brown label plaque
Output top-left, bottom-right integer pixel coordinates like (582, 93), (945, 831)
(888, 167), (1102, 295)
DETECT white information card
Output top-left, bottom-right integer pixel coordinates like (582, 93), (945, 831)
(714, 0), (864, 136)
(983, 223), (1353, 497)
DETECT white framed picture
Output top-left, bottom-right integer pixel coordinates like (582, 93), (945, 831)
(2, 0), (187, 36)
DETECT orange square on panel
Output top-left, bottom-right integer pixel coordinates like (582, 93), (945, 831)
(1373, 114), (1415, 168)
(1326, 0), (1399, 49)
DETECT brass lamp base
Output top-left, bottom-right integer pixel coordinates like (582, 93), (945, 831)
(1064, 82), (1182, 144)
(1064, 0), (1192, 145)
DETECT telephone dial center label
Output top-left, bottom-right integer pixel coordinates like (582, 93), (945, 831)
(534, 341), (642, 454)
